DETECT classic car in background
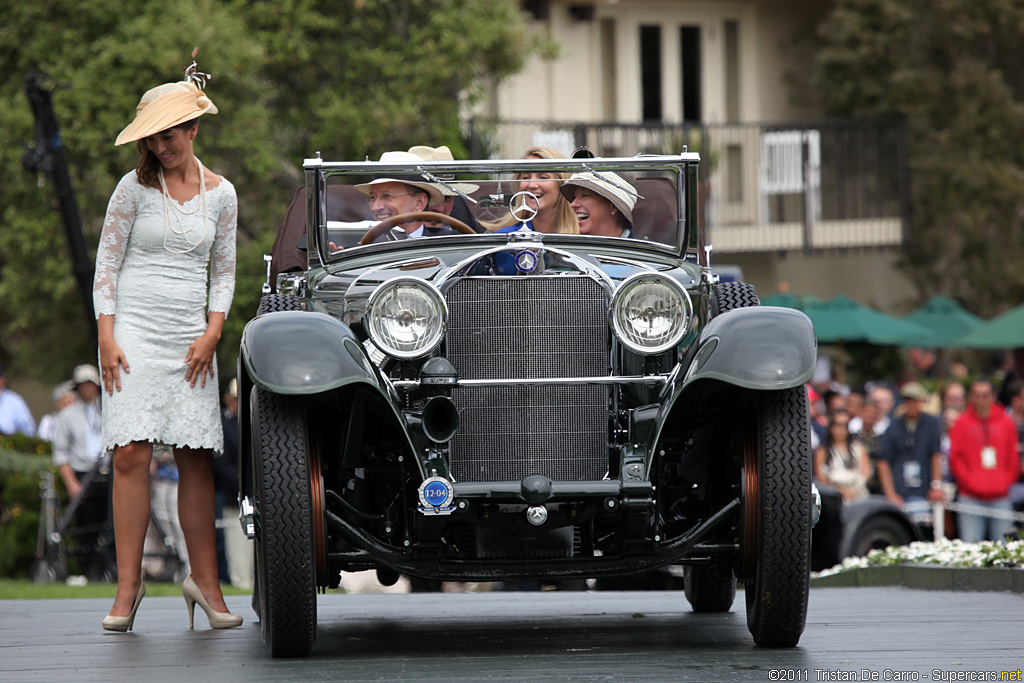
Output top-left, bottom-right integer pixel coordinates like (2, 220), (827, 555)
(811, 486), (922, 571)
(237, 152), (819, 657)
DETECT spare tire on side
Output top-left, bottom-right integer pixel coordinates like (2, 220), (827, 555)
(714, 281), (759, 315)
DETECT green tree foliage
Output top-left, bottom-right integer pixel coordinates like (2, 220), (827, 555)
(0, 0), (536, 386)
(811, 0), (1024, 316)
(241, 0), (536, 159)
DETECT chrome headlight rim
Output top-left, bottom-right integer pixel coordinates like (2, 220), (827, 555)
(365, 276), (447, 360)
(609, 272), (692, 355)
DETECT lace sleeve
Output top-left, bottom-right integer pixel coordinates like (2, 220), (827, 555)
(93, 174), (137, 317)
(208, 180), (237, 315)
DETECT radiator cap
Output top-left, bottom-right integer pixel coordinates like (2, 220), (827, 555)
(521, 474), (553, 505)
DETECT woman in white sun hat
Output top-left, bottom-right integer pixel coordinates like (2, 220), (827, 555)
(559, 169), (638, 238)
(94, 50), (240, 633)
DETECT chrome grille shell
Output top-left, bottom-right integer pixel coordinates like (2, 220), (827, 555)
(445, 276), (610, 482)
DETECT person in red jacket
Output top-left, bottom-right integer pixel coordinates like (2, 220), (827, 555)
(949, 380), (1020, 542)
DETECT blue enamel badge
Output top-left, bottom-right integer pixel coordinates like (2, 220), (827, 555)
(514, 250), (538, 273)
(417, 476), (455, 516)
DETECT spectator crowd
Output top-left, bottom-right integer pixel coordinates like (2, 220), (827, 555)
(0, 364), (250, 586)
(809, 355), (1024, 543)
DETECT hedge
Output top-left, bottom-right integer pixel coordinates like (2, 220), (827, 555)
(0, 438), (59, 578)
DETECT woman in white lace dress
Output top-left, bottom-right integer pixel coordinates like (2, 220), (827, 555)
(94, 57), (241, 632)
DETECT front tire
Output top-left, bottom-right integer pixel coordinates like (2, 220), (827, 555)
(684, 564), (737, 613)
(247, 292), (302, 621)
(741, 387), (812, 647)
(252, 388), (317, 657)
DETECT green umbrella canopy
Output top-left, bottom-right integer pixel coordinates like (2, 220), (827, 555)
(759, 293), (825, 312)
(954, 302), (1024, 349)
(760, 292), (803, 309)
(806, 295), (935, 346)
(903, 295), (983, 348)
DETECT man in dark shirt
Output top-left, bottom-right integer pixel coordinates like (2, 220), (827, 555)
(876, 382), (945, 506)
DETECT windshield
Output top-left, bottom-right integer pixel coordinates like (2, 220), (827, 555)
(305, 156), (695, 264)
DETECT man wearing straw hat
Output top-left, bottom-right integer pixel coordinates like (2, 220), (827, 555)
(355, 151), (445, 238)
(407, 145), (483, 233)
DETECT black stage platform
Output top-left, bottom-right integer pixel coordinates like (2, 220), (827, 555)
(1, 587), (1021, 682)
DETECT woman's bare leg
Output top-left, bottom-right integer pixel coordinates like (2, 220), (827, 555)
(174, 446), (229, 612)
(108, 441), (153, 617)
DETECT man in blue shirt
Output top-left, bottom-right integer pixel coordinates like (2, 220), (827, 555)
(876, 382), (945, 506)
(0, 365), (36, 436)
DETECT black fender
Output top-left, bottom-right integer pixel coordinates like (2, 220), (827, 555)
(838, 495), (922, 559)
(239, 310), (419, 477)
(643, 306), (816, 454)
(240, 310), (389, 395)
(677, 306), (817, 391)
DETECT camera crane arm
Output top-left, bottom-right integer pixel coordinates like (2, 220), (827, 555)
(23, 73), (97, 344)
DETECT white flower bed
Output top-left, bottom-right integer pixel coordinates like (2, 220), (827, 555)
(814, 538), (1024, 578)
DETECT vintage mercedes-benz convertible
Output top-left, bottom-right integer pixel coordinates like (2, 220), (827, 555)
(237, 151), (819, 657)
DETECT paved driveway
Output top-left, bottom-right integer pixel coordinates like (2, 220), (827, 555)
(1, 587), (1021, 682)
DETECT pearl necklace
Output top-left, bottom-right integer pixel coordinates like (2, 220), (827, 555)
(160, 157), (208, 254)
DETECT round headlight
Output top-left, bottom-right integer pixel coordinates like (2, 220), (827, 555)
(366, 277), (447, 359)
(610, 273), (691, 354)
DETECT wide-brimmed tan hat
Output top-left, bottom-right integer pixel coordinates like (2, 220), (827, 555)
(115, 81), (218, 146)
(407, 145), (479, 197)
(355, 151), (444, 206)
(560, 170), (638, 227)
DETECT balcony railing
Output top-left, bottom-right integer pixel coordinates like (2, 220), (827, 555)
(464, 117), (910, 254)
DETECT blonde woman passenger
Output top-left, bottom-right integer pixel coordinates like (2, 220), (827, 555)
(487, 145), (579, 234)
(94, 53), (241, 633)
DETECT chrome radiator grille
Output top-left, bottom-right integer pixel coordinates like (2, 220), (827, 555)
(445, 276), (609, 482)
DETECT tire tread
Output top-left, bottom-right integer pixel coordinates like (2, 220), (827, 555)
(685, 564), (737, 613)
(715, 282), (759, 314)
(257, 293), (303, 315)
(746, 387), (812, 647)
(254, 389), (316, 657)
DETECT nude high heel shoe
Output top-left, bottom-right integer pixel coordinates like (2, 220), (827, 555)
(102, 582), (146, 632)
(182, 575), (243, 629)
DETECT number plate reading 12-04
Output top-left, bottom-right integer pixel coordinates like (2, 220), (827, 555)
(417, 476), (456, 516)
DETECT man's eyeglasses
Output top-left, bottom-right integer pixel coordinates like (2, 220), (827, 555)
(367, 192), (409, 203)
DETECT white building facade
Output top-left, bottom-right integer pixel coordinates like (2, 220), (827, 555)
(472, 0), (916, 312)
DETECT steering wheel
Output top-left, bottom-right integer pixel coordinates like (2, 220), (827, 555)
(359, 212), (475, 245)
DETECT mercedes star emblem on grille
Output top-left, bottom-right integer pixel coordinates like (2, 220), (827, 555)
(514, 250), (538, 273)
